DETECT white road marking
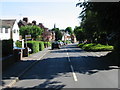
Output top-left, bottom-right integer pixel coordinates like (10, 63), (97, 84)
(66, 49), (78, 82)
(70, 65), (78, 82)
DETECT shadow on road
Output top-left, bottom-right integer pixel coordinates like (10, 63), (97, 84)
(3, 44), (119, 89)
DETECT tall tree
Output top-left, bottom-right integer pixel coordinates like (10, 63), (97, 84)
(74, 26), (85, 42)
(76, 2), (120, 49)
(52, 28), (63, 41)
(65, 27), (73, 35)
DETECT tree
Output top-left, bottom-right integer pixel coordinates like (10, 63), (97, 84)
(76, 1), (120, 54)
(52, 28), (63, 41)
(20, 25), (43, 40)
(74, 26), (85, 42)
(65, 27), (73, 35)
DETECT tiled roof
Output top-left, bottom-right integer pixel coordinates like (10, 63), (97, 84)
(0, 19), (16, 28)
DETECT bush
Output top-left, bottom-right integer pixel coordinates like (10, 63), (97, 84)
(44, 42), (51, 48)
(27, 41), (39, 53)
(2, 39), (13, 57)
(78, 43), (85, 48)
(15, 41), (22, 48)
(78, 43), (114, 51)
(39, 41), (44, 51)
(90, 44), (114, 51)
(82, 43), (95, 50)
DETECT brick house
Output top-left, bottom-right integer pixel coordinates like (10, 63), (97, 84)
(18, 17), (55, 41)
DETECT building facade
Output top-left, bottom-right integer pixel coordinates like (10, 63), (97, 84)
(0, 19), (19, 42)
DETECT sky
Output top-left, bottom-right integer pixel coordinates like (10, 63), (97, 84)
(0, 0), (82, 29)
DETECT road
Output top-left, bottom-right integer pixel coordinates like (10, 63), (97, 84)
(10, 44), (118, 89)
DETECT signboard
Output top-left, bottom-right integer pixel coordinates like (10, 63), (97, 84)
(25, 35), (31, 40)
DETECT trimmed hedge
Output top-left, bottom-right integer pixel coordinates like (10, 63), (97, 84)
(78, 43), (114, 51)
(15, 41), (22, 48)
(44, 42), (51, 48)
(27, 41), (39, 53)
(39, 41), (44, 51)
(2, 39), (13, 57)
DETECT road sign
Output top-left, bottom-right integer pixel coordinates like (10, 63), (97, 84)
(25, 35), (31, 40)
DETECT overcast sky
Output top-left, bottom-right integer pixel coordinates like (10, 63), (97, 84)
(0, 0), (82, 29)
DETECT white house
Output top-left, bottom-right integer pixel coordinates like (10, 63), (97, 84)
(0, 19), (19, 45)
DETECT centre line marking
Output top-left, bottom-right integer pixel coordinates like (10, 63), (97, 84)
(70, 65), (78, 82)
(66, 49), (78, 82)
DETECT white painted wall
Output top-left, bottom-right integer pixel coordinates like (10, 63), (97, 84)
(12, 20), (19, 42)
(0, 20), (19, 42)
(0, 28), (11, 40)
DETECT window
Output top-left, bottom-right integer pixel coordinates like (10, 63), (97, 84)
(14, 29), (16, 33)
(5, 28), (8, 33)
(0, 28), (3, 33)
(17, 30), (19, 33)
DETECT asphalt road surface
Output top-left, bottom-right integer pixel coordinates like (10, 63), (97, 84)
(10, 44), (118, 89)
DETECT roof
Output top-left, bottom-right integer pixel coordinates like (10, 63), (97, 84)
(0, 19), (16, 28)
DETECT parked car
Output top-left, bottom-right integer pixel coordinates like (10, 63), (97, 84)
(51, 41), (61, 49)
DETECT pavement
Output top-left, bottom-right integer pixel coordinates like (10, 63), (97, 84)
(1, 47), (51, 89)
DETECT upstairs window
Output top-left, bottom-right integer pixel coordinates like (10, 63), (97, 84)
(5, 28), (8, 33)
(14, 29), (16, 33)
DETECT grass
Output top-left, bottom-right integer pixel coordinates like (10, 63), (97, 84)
(78, 43), (114, 51)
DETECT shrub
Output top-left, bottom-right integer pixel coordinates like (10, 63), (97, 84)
(39, 41), (44, 51)
(78, 43), (114, 51)
(78, 43), (85, 48)
(44, 42), (51, 48)
(2, 39), (13, 56)
(82, 43), (95, 50)
(27, 41), (39, 53)
(15, 41), (22, 48)
(90, 44), (114, 51)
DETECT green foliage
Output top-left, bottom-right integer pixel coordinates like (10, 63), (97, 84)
(39, 41), (44, 51)
(20, 25), (43, 40)
(77, 2), (120, 51)
(64, 40), (71, 44)
(44, 42), (51, 48)
(74, 26), (85, 42)
(52, 28), (63, 41)
(78, 43), (114, 51)
(15, 41), (22, 48)
(2, 39), (13, 56)
(78, 43), (85, 48)
(65, 27), (73, 35)
(27, 41), (39, 53)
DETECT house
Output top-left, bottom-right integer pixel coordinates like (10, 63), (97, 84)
(42, 27), (55, 41)
(0, 19), (20, 43)
(18, 17), (55, 41)
(62, 31), (71, 41)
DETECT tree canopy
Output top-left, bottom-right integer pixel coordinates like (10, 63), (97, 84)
(52, 28), (63, 41)
(20, 25), (43, 40)
(65, 27), (73, 35)
(76, 2), (120, 47)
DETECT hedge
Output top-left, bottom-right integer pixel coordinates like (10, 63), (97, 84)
(44, 42), (51, 48)
(39, 41), (44, 51)
(27, 41), (39, 53)
(78, 43), (114, 51)
(2, 39), (13, 57)
(15, 40), (22, 48)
